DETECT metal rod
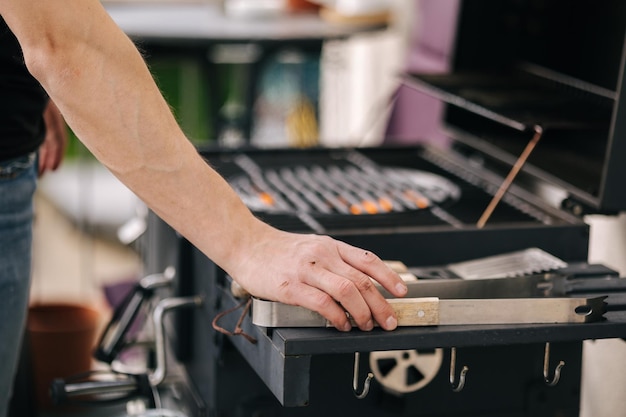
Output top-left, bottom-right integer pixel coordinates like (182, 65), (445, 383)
(403, 75), (528, 132)
(477, 125), (543, 228)
(63, 379), (139, 397)
(150, 296), (203, 387)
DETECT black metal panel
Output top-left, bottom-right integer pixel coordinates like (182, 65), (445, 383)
(335, 225), (589, 267)
(267, 314), (626, 357)
(412, 0), (626, 213)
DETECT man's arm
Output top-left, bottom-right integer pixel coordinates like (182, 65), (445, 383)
(0, 0), (407, 331)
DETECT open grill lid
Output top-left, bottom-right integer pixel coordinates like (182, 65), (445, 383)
(403, 0), (626, 215)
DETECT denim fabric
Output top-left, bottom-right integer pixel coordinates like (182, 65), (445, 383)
(0, 152), (36, 417)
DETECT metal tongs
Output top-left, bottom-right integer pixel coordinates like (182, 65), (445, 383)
(250, 249), (622, 328)
(251, 295), (607, 328)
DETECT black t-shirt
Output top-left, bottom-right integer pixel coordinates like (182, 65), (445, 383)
(0, 16), (49, 162)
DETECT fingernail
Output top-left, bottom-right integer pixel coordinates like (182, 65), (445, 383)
(385, 315), (398, 330)
(364, 320), (374, 331)
(396, 282), (408, 295)
(341, 322), (352, 332)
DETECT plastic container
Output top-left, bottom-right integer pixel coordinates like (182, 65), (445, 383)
(27, 303), (100, 411)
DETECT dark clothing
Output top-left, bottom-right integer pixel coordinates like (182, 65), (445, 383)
(0, 16), (48, 162)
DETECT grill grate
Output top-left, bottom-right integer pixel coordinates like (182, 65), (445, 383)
(230, 154), (461, 218)
(201, 147), (552, 234)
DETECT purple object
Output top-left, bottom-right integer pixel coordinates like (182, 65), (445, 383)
(385, 0), (460, 145)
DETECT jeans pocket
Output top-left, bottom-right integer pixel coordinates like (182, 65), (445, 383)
(0, 152), (37, 217)
(0, 152), (37, 180)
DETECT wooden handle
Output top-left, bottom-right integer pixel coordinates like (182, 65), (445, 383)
(388, 297), (440, 326)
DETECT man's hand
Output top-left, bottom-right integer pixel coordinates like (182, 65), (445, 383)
(229, 227), (408, 332)
(38, 100), (67, 177)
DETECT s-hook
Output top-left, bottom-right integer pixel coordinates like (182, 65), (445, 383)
(543, 342), (565, 386)
(353, 352), (374, 399)
(450, 347), (469, 392)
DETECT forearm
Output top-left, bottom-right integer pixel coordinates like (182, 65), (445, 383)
(1, 0), (263, 272)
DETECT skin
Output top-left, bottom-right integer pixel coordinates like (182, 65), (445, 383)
(39, 100), (68, 176)
(0, 0), (407, 331)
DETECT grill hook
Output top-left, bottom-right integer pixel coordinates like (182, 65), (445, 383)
(543, 342), (565, 386)
(353, 352), (374, 399)
(450, 347), (469, 392)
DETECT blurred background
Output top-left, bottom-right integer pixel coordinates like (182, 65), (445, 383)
(25, 1), (626, 416)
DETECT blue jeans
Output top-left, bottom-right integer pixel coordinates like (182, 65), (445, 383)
(0, 153), (37, 417)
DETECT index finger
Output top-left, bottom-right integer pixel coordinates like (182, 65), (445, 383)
(336, 242), (408, 298)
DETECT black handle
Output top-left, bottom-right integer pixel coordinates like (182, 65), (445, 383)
(93, 284), (153, 364)
(93, 267), (175, 364)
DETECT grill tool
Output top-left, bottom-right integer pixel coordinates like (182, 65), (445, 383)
(250, 248), (626, 328)
(251, 296), (607, 328)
